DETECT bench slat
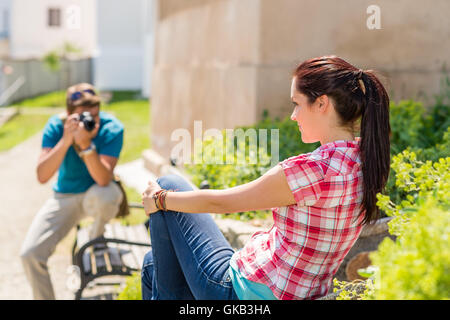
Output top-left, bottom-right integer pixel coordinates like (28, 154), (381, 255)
(104, 225), (127, 273)
(90, 250), (98, 275)
(110, 223), (140, 270)
(131, 225), (151, 244)
(132, 225), (151, 266)
(122, 225), (151, 268)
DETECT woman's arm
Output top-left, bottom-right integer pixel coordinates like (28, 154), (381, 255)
(142, 165), (296, 215)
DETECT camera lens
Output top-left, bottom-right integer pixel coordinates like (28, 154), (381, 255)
(79, 112), (96, 132)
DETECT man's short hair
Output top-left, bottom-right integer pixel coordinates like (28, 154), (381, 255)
(66, 83), (101, 114)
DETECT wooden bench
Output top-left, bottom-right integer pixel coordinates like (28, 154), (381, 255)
(71, 203), (151, 300)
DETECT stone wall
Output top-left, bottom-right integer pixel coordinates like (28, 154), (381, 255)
(150, 0), (261, 159)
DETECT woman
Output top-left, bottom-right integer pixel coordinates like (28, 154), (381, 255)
(141, 56), (391, 300)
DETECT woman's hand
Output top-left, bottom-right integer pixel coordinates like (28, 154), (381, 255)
(142, 179), (162, 216)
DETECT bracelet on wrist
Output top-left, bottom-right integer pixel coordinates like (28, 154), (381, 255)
(79, 142), (96, 157)
(153, 189), (171, 211)
(153, 190), (164, 210)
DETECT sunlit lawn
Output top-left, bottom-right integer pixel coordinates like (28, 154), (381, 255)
(0, 113), (51, 152)
(13, 90), (66, 108)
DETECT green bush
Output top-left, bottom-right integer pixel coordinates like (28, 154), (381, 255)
(370, 199), (449, 299)
(335, 154), (449, 300)
(186, 135), (271, 188)
(238, 111), (319, 162)
(389, 100), (450, 159)
(185, 135), (273, 220)
(377, 151), (449, 236)
(381, 94), (449, 211)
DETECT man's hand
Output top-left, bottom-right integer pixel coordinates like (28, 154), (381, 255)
(62, 113), (80, 147)
(73, 118), (100, 150)
(142, 179), (162, 216)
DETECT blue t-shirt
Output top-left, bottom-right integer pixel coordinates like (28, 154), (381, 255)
(42, 111), (124, 194)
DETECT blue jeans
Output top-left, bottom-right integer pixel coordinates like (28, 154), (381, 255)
(141, 174), (239, 300)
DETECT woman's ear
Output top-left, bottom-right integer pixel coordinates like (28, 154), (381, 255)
(316, 95), (330, 113)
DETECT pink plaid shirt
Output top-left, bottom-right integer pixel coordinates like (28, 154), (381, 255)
(232, 139), (365, 300)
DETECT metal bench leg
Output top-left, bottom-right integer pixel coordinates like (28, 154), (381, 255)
(75, 287), (83, 300)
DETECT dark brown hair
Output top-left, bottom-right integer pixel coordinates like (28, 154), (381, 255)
(293, 56), (391, 225)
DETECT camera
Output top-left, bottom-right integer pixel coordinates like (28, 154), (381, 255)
(79, 111), (96, 132)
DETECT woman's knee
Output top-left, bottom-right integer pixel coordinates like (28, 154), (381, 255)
(149, 211), (171, 241)
(142, 250), (154, 268)
(157, 174), (193, 192)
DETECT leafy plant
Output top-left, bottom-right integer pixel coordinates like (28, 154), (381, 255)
(333, 278), (375, 300)
(42, 42), (82, 72)
(42, 50), (61, 72)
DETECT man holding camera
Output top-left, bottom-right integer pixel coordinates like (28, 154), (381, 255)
(20, 83), (124, 300)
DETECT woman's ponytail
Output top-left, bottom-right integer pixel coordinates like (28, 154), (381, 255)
(358, 71), (391, 224)
(293, 56), (391, 225)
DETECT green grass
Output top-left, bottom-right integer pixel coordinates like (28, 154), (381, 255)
(0, 113), (52, 152)
(13, 90), (66, 108)
(102, 98), (151, 164)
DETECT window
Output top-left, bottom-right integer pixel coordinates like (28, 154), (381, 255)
(48, 8), (61, 27)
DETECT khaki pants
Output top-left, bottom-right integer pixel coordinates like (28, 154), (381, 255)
(20, 182), (123, 300)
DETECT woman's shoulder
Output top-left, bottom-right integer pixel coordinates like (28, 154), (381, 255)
(280, 141), (361, 177)
(280, 148), (329, 169)
(279, 151), (327, 183)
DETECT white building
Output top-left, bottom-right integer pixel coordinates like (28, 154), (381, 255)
(9, 0), (97, 59)
(0, 0), (154, 100)
(94, 0), (154, 97)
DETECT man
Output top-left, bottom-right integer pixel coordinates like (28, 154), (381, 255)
(20, 83), (124, 300)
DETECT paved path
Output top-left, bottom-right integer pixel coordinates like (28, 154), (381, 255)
(0, 132), (75, 299)
(0, 132), (155, 300)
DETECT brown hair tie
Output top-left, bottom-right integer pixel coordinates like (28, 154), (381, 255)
(357, 69), (366, 95)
